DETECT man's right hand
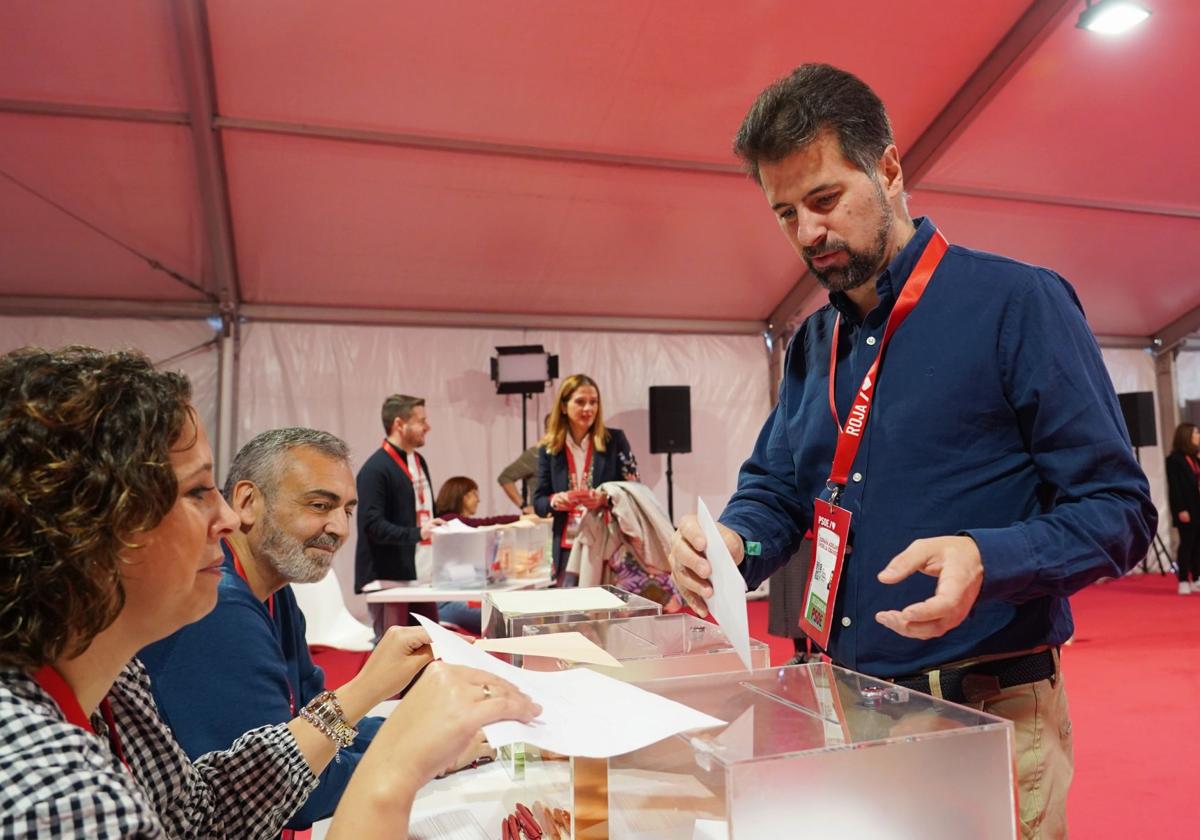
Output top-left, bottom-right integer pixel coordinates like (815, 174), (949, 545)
(667, 515), (744, 617)
(420, 518), (445, 541)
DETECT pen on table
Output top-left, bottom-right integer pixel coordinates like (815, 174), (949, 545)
(514, 803), (542, 838)
(532, 801), (560, 840)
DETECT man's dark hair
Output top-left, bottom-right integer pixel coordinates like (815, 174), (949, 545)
(381, 394), (425, 434)
(734, 63), (894, 183)
(0, 346), (193, 668)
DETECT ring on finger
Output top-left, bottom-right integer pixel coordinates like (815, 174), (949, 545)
(482, 683), (493, 700)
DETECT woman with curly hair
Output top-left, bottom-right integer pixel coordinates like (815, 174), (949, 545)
(0, 346), (538, 839)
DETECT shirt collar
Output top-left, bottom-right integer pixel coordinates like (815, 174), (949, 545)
(828, 216), (937, 323)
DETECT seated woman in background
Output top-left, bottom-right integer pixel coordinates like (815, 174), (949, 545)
(0, 346), (537, 839)
(436, 475), (524, 527)
(533, 373), (639, 582)
(434, 476), (526, 634)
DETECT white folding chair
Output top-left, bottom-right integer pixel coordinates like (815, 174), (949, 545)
(291, 566), (374, 652)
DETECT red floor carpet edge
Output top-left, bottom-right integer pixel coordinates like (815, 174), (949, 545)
(313, 574), (1196, 838)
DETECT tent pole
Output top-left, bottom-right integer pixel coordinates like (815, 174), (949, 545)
(215, 313), (238, 486)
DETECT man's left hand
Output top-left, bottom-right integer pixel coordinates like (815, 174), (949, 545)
(874, 536), (983, 640)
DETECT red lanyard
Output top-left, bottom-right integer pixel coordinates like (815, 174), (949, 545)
(826, 230), (949, 500)
(564, 436), (594, 490)
(382, 440), (426, 506)
(227, 540), (295, 715)
(32, 665), (130, 772)
(1186, 455), (1200, 477)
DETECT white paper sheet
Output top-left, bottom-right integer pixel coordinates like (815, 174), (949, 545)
(409, 809), (490, 840)
(474, 632), (624, 668)
(415, 615), (725, 758)
(486, 586), (625, 615)
(693, 819), (730, 840)
(433, 519), (477, 534)
(696, 498), (752, 670)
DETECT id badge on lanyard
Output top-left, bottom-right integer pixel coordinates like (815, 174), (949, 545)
(561, 438), (594, 549)
(562, 505), (586, 548)
(798, 230), (949, 650)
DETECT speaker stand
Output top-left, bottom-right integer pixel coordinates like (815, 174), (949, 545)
(666, 452), (675, 525)
(1133, 445), (1172, 575)
(520, 392), (531, 507)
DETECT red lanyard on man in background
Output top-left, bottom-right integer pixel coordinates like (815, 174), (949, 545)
(799, 229), (950, 649)
(227, 539), (296, 716)
(382, 440), (426, 506)
(382, 439), (433, 545)
(32, 665), (130, 773)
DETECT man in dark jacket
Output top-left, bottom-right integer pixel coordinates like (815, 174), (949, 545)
(354, 394), (442, 638)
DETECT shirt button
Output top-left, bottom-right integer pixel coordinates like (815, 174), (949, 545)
(841, 616), (852, 627)
(866, 335), (878, 346)
(852, 472), (863, 482)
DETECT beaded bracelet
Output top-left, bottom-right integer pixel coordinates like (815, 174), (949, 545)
(299, 690), (357, 749)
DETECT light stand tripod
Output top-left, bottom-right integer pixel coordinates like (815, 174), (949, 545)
(1134, 445), (1172, 575)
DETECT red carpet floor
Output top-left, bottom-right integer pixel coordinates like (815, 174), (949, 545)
(314, 575), (1195, 838)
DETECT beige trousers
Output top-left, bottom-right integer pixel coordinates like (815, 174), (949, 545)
(950, 650), (1075, 839)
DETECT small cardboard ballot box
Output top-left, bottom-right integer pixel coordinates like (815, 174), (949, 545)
(520, 612), (771, 680)
(482, 585), (660, 640)
(575, 662), (1016, 839)
(430, 526), (502, 587)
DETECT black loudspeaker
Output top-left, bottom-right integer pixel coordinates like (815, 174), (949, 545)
(649, 386), (692, 454)
(1117, 391), (1157, 448)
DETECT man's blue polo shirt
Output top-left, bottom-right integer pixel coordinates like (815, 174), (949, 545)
(720, 217), (1156, 677)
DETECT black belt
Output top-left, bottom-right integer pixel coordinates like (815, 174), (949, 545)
(891, 649), (1056, 704)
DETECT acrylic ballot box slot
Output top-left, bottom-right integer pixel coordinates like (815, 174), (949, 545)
(482, 584), (660, 640)
(520, 613), (771, 680)
(593, 663), (1016, 839)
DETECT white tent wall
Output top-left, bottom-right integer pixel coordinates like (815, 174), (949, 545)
(1178, 350), (1200, 405)
(235, 320), (772, 620)
(0, 315), (221, 443)
(1101, 347), (1171, 560)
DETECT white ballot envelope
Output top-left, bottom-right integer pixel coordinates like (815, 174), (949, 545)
(696, 498), (753, 670)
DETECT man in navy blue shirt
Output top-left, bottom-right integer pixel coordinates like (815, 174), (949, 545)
(141, 428), (484, 834)
(669, 65), (1155, 837)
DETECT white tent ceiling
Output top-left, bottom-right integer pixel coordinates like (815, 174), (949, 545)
(1, 0), (1197, 347)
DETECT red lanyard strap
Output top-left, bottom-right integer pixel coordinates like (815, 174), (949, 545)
(826, 230), (949, 500)
(382, 440), (426, 505)
(33, 665), (130, 772)
(564, 437), (594, 490)
(227, 540), (295, 715)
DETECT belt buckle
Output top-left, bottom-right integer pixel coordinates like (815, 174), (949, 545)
(960, 673), (1002, 703)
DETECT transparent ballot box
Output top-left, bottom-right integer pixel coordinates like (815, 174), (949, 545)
(585, 663), (1016, 839)
(482, 584), (660, 639)
(520, 613), (771, 680)
(430, 526), (502, 587)
(495, 519), (552, 580)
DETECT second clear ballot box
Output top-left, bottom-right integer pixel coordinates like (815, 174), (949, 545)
(574, 662), (1017, 839)
(520, 612), (772, 679)
(482, 584), (661, 639)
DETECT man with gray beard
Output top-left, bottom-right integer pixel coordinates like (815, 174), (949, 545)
(140, 428), (489, 836)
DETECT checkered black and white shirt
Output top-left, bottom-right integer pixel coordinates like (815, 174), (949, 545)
(0, 659), (319, 838)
